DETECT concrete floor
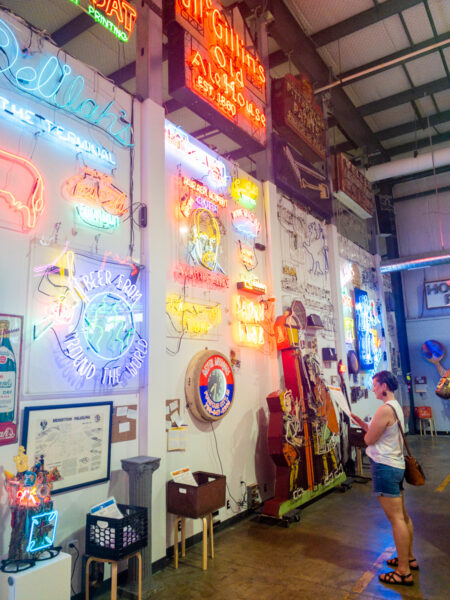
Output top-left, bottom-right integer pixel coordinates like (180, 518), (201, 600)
(95, 435), (450, 599)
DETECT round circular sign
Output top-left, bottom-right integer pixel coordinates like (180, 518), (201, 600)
(83, 292), (135, 360)
(185, 350), (235, 422)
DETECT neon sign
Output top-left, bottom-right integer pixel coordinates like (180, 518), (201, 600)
(231, 207), (261, 238)
(173, 263), (229, 289)
(180, 176), (227, 218)
(0, 148), (45, 232)
(166, 294), (222, 335)
(76, 204), (120, 230)
(171, 0), (267, 142)
(0, 94), (116, 165)
(237, 275), (267, 295)
(232, 293), (265, 346)
(230, 178), (258, 210)
(26, 511), (59, 553)
(238, 242), (256, 270)
(354, 288), (378, 370)
(66, 168), (128, 215)
(83, 0), (138, 42)
(165, 122), (227, 187)
(0, 18), (133, 147)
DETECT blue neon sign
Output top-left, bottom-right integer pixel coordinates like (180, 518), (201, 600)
(0, 18), (133, 147)
(0, 94), (116, 165)
(354, 288), (376, 370)
(26, 510), (58, 553)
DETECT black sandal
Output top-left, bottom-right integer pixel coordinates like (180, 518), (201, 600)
(379, 571), (414, 586)
(387, 557), (419, 570)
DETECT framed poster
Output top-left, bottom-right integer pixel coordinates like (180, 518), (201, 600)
(22, 402), (112, 494)
(0, 314), (23, 446)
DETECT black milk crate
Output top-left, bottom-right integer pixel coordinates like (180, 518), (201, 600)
(86, 504), (147, 560)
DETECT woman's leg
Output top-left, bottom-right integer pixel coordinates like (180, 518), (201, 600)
(401, 493), (417, 565)
(378, 495), (412, 579)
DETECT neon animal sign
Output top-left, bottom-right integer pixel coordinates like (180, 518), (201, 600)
(0, 94), (116, 165)
(0, 18), (132, 147)
(0, 148), (45, 231)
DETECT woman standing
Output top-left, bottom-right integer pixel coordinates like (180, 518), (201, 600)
(351, 371), (417, 587)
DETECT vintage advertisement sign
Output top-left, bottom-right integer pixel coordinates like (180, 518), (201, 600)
(0, 314), (22, 446)
(332, 153), (374, 219)
(273, 134), (332, 220)
(272, 73), (326, 162)
(165, 0), (267, 152)
(424, 279), (450, 309)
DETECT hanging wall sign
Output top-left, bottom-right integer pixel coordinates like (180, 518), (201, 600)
(332, 153), (374, 219)
(185, 350), (235, 422)
(31, 246), (146, 390)
(272, 73), (326, 162)
(232, 294), (265, 347)
(180, 175), (227, 217)
(0, 315), (23, 447)
(272, 134), (332, 220)
(166, 294), (222, 336)
(0, 17), (133, 147)
(165, 0), (267, 152)
(231, 208), (261, 238)
(354, 288), (377, 370)
(424, 279), (450, 309)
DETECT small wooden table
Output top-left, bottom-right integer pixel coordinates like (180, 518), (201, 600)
(85, 551), (142, 600)
(173, 513), (214, 571)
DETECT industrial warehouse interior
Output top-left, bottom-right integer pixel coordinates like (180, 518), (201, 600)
(0, 1), (448, 599)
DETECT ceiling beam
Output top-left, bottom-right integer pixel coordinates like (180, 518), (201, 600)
(376, 110), (450, 140)
(264, 0), (388, 160)
(388, 131), (450, 157)
(51, 12), (94, 46)
(109, 62), (136, 86)
(269, 49), (287, 69)
(358, 77), (449, 116)
(338, 32), (450, 85)
(311, 0), (423, 47)
(393, 185), (450, 202)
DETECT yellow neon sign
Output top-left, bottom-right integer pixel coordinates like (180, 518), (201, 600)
(166, 294), (221, 335)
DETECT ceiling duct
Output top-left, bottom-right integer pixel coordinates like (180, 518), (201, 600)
(380, 249), (450, 273)
(365, 147), (450, 182)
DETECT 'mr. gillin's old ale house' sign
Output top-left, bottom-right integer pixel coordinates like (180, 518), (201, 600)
(165, 0), (267, 153)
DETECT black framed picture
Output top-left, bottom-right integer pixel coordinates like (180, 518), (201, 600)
(22, 402), (113, 494)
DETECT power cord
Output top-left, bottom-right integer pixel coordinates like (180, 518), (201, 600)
(210, 423), (246, 510)
(68, 543), (80, 597)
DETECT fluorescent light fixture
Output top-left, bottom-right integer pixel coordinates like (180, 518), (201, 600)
(380, 249), (450, 273)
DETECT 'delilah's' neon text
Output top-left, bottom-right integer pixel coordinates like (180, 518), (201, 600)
(0, 18), (133, 147)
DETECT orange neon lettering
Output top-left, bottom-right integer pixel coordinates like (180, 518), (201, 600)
(212, 9), (223, 39)
(213, 45), (226, 69)
(105, 0), (124, 23)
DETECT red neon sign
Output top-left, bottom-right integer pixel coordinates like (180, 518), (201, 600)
(0, 148), (45, 231)
(173, 0), (267, 139)
(173, 263), (229, 289)
(91, 0), (138, 34)
(180, 176), (227, 218)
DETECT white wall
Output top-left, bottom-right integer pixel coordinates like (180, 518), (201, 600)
(394, 190), (450, 431)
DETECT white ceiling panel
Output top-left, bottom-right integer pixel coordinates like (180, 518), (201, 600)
(0, 0), (79, 34)
(364, 103), (416, 130)
(393, 137), (450, 160)
(345, 66), (411, 106)
(317, 17), (409, 75)
(434, 89), (450, 111)
(404, 53), (447, 86)
(401, 3), (434, 43)
(282, 0), (375, 36)
(427, 0), (450, 35)
(416, 95), (442, 116)
(381, 126), (437, 149)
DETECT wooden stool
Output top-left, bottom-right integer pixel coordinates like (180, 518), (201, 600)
(85, 551), (142, 600)
(415, 406), (437, 437)
(173, 513), (214, 571)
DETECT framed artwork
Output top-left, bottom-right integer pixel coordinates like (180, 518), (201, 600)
(22, 402), (113, 494)
(0, 314), (23, 446)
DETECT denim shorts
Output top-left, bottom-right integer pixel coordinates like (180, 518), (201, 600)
(369, 459), (405, 497)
